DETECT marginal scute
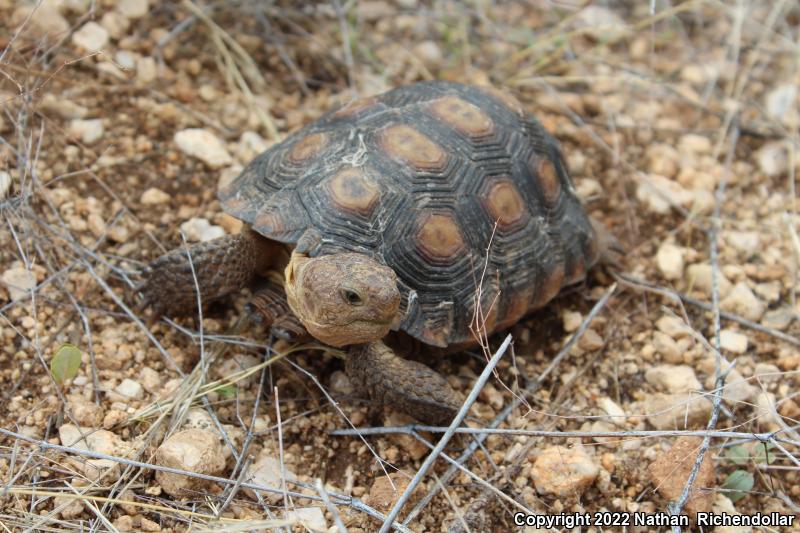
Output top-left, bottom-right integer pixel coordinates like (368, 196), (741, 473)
(476, 84), (525, 116)
(380, 124), (447, 171)
(429, 95), (495, 138)
(497, 288), (534, 329)
(327, 167), (381, 216)
(415, 211), (465, 260)
(253, 211), (284, 235)
(332, 96), (379, 118)
(480, 178), (528, 229)
(535, 262), (565, 309)
(288, 132), (328, 164)
(533, 154), (561, 207)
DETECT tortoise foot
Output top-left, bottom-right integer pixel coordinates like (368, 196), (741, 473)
(346, 341), (464, 426)
(137, 231), (268, 318)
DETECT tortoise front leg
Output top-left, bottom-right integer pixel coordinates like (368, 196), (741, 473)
(345, 341), (464, 426)
(137, 230), (276, 318)
(247, 281), (311, 342)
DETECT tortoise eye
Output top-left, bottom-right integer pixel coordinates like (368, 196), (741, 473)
(341, 288), (363, 306)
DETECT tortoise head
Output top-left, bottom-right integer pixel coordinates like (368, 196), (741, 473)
(284, 251), (401, 347)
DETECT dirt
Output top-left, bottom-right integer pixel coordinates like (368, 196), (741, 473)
(1, 1), (799, 531)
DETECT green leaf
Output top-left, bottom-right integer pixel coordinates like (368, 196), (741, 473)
(51, 343), (82, 383)
(754, 443), (776, 465)
(723, 470), (754, 503)
(725, 445), (749, 465)
(217, 384), (237, 399)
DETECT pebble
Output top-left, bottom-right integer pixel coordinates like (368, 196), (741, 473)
(139, 367), (162, 393)
(54, 495), (85, 519)
(721, 282), (765, 321)
(174, 128), (233, 168)
(11, 4), (69, 38)
(235, 130), (269, 162)
(645, 365), (701, 393)
(136, 56), (157, 84)
(217, 165), (243, 192)
(114, 50), (137, 70)
(0, 171), (10, 200)
(562, 310), (583, 333)
(575, 178), (601, 200)
(180, 217), (226, 242)
(753, 363), (780, 383)
(578, 328), (604, 351)
(100, 11), (130, 39)
(329, 371), (353, 395)
(761, 307), (794, 330)
(107, 224), (130, 243)
(636, 174), (693, 214)
(652, 331), (682, 363)
(72, 22), (110, 51)
(573, 6), (629, 39)
(531, 445), (600, 497)
(68, 395), (104, 427)
(155, 429), (226, 497)
(244, 453), (297, 504)
(644, 393), (712, 429)
(712, 494), (752, 533)
(412, 40), (443, 68)
(59, 424), (124, 456)
(754, 281), (781, 304)
(285, 508), (327, 532)
(656, 315), (692, 339)
(649, 437), (716, 516)
(719, 329), (748, 354)
(2, 267), (36, 301)
(656, 242), (684, 280)
(756, 142), (788, 177)
(365, 472), (414, 512)
(686, 262), (732, 297)
(69, 119), (104, 145)
(40, 94), (88, 119)
(725, 231), (761, 255)
(598, 397), (626, 427)
(765, 84), (797, 122)
(140, 187), (170, 205)
(754, 392), (780, 429)
(114, 378), (144, 400)
(117, 0), (149, 19)
(707, 367), (757, 404)
(214, 353), (260, 387)
(678, 134), (711, 156)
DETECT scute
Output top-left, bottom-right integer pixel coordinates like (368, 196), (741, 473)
(219, 81), (597, 346)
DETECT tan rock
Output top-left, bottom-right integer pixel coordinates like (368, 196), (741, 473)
(643, 393), (712, 429)
(155, 429), (226, 497)
(645, 365), (701, 393)
(244, 453), (297, 504)
(531, 445), (599, 497)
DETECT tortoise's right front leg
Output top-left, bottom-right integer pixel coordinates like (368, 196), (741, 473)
(137, 230), (276, 318)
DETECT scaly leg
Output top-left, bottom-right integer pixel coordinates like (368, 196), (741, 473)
(137, 230), (276, 318)
(247, 281), (311, 342)
(346, 341), (464, 426)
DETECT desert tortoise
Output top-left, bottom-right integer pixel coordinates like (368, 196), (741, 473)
(138, 81), (605, 424)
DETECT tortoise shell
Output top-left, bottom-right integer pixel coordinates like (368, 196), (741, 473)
(219, 81), (598, 347)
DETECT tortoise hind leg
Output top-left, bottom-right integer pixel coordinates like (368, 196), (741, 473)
(345, 341), (464, 426)
(137, 230), (277, 318)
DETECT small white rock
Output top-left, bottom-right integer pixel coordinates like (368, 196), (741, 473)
(0, 171), (11, 200)
(100, 11), (130, 39)
(217, 165), (243, 192)
(656, 242), (684, 281)
(40, 94), (88, 119)
(652, 331), (682, 363)
(412, 40), (443, 68)
(562, 310), (583, 333)
(721, 282), (765, 321)
(180, 217), (226, 242)
(114, 378), (144, 400)
(643, 393), (712, 429)
(2, 267), (36, 301)
(573, 6), (629, 39)
(117, 0), (149, 19)
(636, 174), (693, 214)
(719, 329), (748, 354)
(114, 50), (137, 70)
(245, 454), (297, 504)
(235, 130), (270, 162)
(686, 263), (732, 297)
(285, 507), (327, 532)
(69, 119), (104, 145)
(678, 134), (712, 156)
(755, 142), (788, 177)
(11, 4), (69, 38)
(155, 429), (226, 497)
(136, 56), (157, 84)
(598, 397), (626, 427)
(72, 22), (109, 51)
(645, 365), (701, 393)
(174, 129), (233, 168)
(140, 187), (170, 205)
(531, 445), (599, 497)
(656, 315), (692, 339)
(725, 231), (761, 255)
(765, 84), (797, 121)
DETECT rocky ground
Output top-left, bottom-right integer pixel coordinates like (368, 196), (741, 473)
(1, 1), (799, 531)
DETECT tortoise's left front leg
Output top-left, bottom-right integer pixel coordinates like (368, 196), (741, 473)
(345, 341), (464, 426)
